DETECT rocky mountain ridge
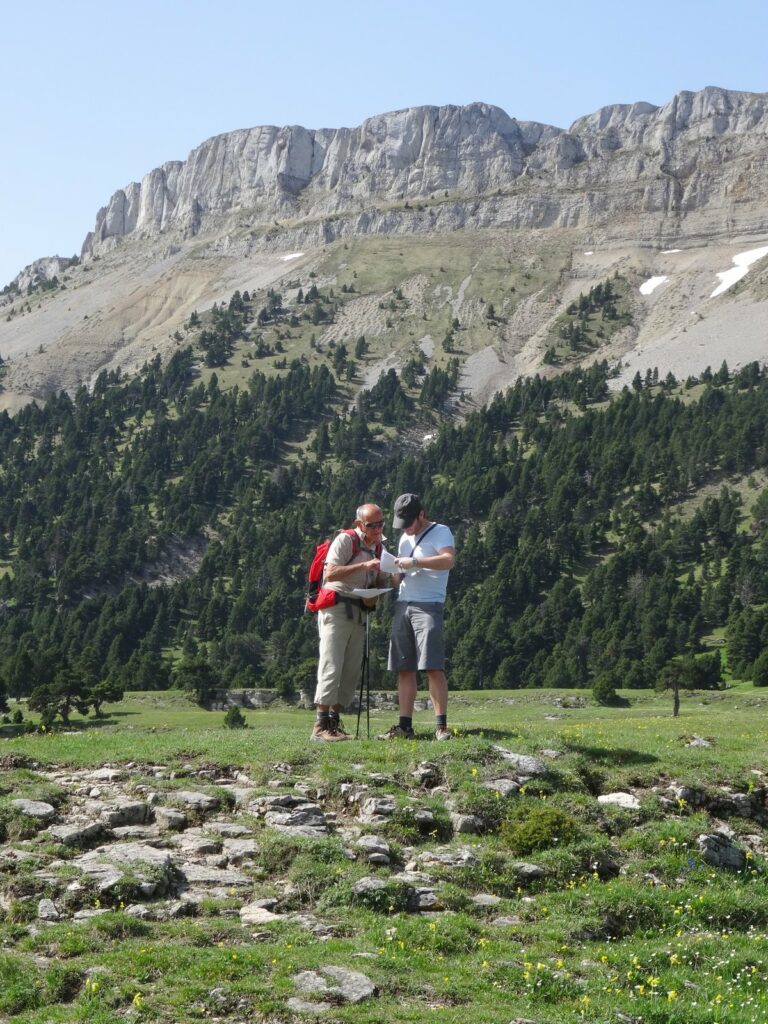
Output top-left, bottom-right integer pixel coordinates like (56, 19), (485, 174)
(2, 86), (768, 412)
(78, 86), (768, 259)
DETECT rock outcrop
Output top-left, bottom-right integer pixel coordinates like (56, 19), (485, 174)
(79, 87), (768, 258)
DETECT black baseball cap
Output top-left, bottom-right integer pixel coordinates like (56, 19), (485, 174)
(393, 493), (423, 529)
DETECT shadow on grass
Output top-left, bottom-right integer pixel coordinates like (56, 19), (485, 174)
(0, 709), (139, 740)
(564, 743), (659, 765)
(457, 727), (528, 741)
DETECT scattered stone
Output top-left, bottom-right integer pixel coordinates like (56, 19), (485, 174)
(471, 893), (502, 908)
(161, 901), (199, 919)
(411, 887), (441, 911)
(240, 904), (282, 925)
(264, 804), (328, 837)
(46, 822), (106, 847)
(513, 862), (546, 881)
(89, 768), (125, 782)
(180, 864), (251, 887)
(10, 799), (56, 821)
(175, 829), (222, 855)
(37, 898), (60, 921)
(222, 838), (259, 863)
(290, 914), (338, 938)
(709, 789), (761, 820)
(74, 843), (175, 897)
(414, 807), (436, 828)
(286, 997), (331, 1014)
(154, 807), (188, 831)
(124, 904), (153, 919)
(484, 779), (520, 797)
(491, 747), (548, 776)
(598, 792), (641, 810)
(359, 795), (397, 822)
(412, 762), (440, 787)
(390, 870), (434, 885)
(591, 853), (621, 879)
(207, 821), (252, 837)
(686, 735), (712, 748)
(355, 834), (391, 865)
(698, 832), (747, 871)
(420, 848), (478, 869)
(669, 784), (706, 807)
(110, 825), (157, 840)
(251, 793), (306, 811)
(292, 966), (377, 1005)
(224, 787), (257, 806)
(167, 790), (219, 812)
(451, 812), (482, 834)
(540, 749), (563, 759)
(99, 802), (151, 828)
(73, 908), (110, 921)
(351, 877), (388, 897)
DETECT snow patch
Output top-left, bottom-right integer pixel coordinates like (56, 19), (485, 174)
(710, 246), (768, 298)
(661, 249), (681, 254)
(639, 275), (668, 296)
(583, 251), (594, 255)
(280, 252), (305, 262)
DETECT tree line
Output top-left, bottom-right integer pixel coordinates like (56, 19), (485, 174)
(2, 338), (768, 721)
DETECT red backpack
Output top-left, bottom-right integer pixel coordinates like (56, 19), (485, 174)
(306, 529), (383, 612)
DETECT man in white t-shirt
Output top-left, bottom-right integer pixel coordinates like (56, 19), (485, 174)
(380, 493), (456, 741)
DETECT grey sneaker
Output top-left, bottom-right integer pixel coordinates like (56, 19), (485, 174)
(378, 723), (416, 740)
(434, 727), (452, 741)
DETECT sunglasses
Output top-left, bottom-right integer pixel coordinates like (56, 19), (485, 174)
(361, 520), (384, 529)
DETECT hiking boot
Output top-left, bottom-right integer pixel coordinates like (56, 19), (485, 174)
(377, 723), (416, 740)
(310, 720), (347, 742)
(329, 717), (350, 740)
(434, 727), (452, 741)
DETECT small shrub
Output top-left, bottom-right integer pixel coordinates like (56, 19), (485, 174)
(92, 911), (152, 939)
(500, 802), (578, 855)
(285, 852), (346, 908)
(450, 784), (513, 832)
(321, 877), (413, 914)
(223, 706), (247, 729)
(256, 833), (345, 876)
(4, 898), (36, 924)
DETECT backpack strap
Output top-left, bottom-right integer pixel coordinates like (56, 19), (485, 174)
(344, 528), (360, 561)
(408, 522), (438, 557)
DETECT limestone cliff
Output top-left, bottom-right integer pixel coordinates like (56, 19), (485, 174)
(80, 87), (768, 257)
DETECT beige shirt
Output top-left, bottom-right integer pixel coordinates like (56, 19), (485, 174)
(324, 529), (385, 595)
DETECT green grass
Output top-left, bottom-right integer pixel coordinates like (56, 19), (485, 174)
(2, 686), (768, 1022)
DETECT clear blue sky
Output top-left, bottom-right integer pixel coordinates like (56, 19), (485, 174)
(2, 0), (766, 287)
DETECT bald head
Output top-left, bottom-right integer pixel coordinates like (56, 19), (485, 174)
(356, 503), (381, 523)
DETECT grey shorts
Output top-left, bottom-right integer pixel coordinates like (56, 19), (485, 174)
(388, 601), (445, 672)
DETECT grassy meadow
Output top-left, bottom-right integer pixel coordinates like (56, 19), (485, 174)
(2, 685), (768, 1024)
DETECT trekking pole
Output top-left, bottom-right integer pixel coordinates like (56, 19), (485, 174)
(365, 612), (371, 739)
(355, 612), (369, 739)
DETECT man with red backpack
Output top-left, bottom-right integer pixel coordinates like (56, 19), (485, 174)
(311, 503), (387, 741)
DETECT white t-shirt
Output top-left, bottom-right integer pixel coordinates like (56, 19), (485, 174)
(396, 523), (455, 604)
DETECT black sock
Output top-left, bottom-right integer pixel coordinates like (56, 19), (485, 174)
(316, 710), (330, 722)
(435, 715), (447, 728)
(329, 710), (340, 721)
(399, 716), (413, 731)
